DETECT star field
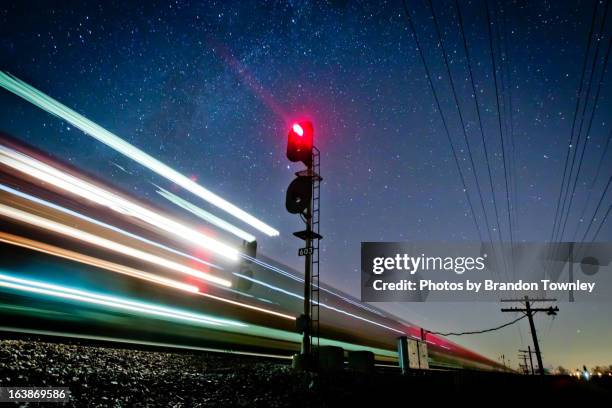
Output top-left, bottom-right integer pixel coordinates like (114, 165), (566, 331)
(1, 0), (611, 369)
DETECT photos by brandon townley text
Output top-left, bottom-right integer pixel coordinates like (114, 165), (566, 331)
(370, 253), (596, 293)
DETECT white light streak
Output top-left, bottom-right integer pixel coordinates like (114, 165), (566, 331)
(201, 292), (294, 320)
(0, 186), (295, 320)
(0, 183), (222, 271)
(244, 255), (385, 317)
(0, 145), (239, 261)
(0, 71), (279, 237)
(233, 273), (404, 334)
(0, 232), (199, 294)
(0, 203), (232, 287)
(156, 186), (256, 243)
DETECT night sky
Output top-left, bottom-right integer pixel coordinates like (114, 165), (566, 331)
(1, 0), (611, 370)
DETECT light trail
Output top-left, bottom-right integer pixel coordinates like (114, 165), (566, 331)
(156, 186), (256, 243)
(0, 273), (397, 359)
(0, 71), (279, 237)
(0, 272), (244, 328)
(243, 255), (386, 317)
(233, 273), (404, 335)
(0, 231), (293, 320)
(0, 141), (405, 354)
(200, 293), (294, 321)
(0, 231), (199, 294)
(0, 183), (222, 271)
(0, 150), (401, 334)
(0, 203), (232, 287)
(0, 187), (293, 320)
(0, 144), (239, 261)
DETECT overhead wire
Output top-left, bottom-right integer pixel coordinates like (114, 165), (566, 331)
(484, 0), (515, 278)
(401, 0), (484, 241)
(545, 1), (601, 279)
(572, 128), (612, 239)
(557, 15), (612, 245)
(492, 0), (517, 278)
(454, 0), (505, 247)
(591, 204), (612, 241)
(548, 1), (599, 247)
(578, 176), (612, 243)
(499, 0), (520, 240)
(427, 314), (526, 336)
(427, 0), (506, 276)
(550, 4), (612, 268)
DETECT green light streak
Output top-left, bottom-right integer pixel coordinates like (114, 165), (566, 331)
(0, 271), (396, 358)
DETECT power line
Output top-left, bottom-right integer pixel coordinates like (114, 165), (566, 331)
(427, 314), (526, 336)
(484, 0), (514, 275)
(553, 0), (610, 244)
(454, 0), (505, 251)
(498, 0), (520, 241)
(454, 0), (509, 279)
(551, 14), (612, 268)
(579, 176), (612, 243)
(557, 25), (612, 244)
(572, 128), (612, 240)
(492, 0), (517, 278)
(591, 204), (612, 241)
(427, 0), (504, 275)
(548, 0), (600, 246)
(401, 0), (484, 241)
(546, 2), (602, 282)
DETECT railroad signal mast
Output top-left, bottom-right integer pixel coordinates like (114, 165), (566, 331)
(285, 121), (322, 363)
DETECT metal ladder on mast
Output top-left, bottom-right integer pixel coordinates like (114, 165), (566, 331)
(309, 147), (321, 354)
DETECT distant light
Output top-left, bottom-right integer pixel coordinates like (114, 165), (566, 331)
(292, 123), (304, 136)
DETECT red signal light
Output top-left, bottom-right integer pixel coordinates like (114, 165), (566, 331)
(292, 123), (304, 137)
(287, 121), (313, 164)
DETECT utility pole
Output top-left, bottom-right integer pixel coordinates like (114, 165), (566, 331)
(519, 346), (536, 375)
(528, 345), (535, 375)
(499, 354), (506, 370)
(518, 351), (529, 374)
(519, 346), (535, 375)
(501, 296), (559, 375)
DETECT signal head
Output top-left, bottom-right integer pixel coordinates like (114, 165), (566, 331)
(285, 175), (312, 214)
(287, 121), (313, 165)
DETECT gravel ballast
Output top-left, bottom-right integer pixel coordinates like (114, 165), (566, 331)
(0, 339), (610, 406)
